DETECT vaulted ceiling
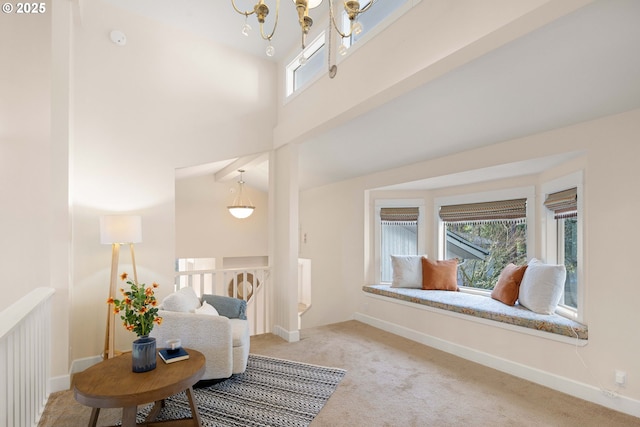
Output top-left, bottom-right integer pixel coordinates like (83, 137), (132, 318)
(104, 0), (640, 191)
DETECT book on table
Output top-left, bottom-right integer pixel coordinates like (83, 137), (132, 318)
(159, 347), (189, 364)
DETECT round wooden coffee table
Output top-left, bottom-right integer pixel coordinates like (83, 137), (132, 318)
(74, 348), (205, 427)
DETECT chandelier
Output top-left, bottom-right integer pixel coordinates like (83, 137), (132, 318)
(227, 170), (256, 219)
(230, 0), (374, 58)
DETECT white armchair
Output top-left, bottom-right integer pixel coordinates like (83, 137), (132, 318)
(150, 288), (250, 380)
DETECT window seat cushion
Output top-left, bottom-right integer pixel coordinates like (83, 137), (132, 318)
(362, 284), (587, 340)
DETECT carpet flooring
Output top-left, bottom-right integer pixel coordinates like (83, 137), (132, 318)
(39, 320), (640, 426)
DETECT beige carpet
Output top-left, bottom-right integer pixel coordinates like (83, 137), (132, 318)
(39, 320), (640, 427)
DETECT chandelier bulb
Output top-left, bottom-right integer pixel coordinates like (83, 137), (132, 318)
(352, 20), (363, 36)
(338, 44), (348, 56)
(241, 22), (252, 37)
(266, 43), (275, 57)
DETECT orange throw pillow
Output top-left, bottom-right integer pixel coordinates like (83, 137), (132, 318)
(421, 257), (459, 291)
(491, 263), (528, 306)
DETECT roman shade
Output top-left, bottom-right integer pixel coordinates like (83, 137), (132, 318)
(380, 207), (419, 223)
(544, 188), (577, 219)
(439, 198), (527, 223)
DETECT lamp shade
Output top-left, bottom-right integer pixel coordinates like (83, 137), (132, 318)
(100, 215), (142, 244)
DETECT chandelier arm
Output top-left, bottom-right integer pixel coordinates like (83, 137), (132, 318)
(328, 0), (351, 38)
(359, 0), (376, 14)
(230, 0), (256, 16)
(258, 0), (280, 41)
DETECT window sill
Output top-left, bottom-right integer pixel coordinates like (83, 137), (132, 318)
(362, 285), (588, 344)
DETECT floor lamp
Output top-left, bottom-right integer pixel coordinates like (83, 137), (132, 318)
(100, 215), (142, 359)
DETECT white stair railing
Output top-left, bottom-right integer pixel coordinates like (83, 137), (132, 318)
(175, 267), (270, 336)
(0, 287), (55, 427)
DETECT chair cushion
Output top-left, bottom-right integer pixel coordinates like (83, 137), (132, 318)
(192, 300), (219, 316)
(230, 318), (250, 348)
(202, 294), (247, 320)
(162, 287), (201, 312)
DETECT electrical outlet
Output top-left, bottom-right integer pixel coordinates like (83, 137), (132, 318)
(615, 370), (627, 386)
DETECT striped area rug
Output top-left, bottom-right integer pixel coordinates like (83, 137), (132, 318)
(137, 354), (346, 427)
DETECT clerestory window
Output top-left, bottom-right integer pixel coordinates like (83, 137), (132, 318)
(285, 0), (422, 97)
(340, 0), (411, 52)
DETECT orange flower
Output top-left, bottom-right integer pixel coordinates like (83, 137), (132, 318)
(124, 297), (132, 305)
(154, 317), (163, 325)
(106, 297), (114, 304)
(144, 287), (153, 296)
(120, 272), (128, 281)
(113, 307), (120, 314)
(139, 307), (147, 314)
(126, 324), (135, 331)
(151, 300), (158, 307)
(152, 282), (159, 288)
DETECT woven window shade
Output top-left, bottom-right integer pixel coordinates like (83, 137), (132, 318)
(544, 188), (577, 219)
(439, 198), (527, 223)
(380, 207), (419, 222)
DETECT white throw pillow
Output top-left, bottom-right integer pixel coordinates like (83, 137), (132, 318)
(518, 258), (566, 315)
(161, 286), (201, 312)
(192, 300), (219, 316)
(390, 255), (426, 288)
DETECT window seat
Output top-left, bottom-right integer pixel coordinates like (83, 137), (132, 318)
(362, 284), (588, 340)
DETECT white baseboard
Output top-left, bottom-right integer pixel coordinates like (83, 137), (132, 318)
(354, 312), (640, 419)
(70, 354), (103, 375)
(273, 324), (300, 343)
(48, 374), (70, 394)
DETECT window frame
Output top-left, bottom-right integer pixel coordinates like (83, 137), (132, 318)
(284, 0), (423, 99)
(542, 172), (584, 322)
(374, 199), (425, 284)
(435, 187), (535, 296)
(285, 32), (326, 98)
(338, 0), (421, 61)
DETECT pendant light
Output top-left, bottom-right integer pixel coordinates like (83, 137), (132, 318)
(227, 169), (255, 219)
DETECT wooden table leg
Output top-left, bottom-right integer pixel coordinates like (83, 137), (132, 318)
(145, 400), (164, 422)
(185, 386), (202, 427)
(121, 406), (138, 427)
(88, 407), (100, 427)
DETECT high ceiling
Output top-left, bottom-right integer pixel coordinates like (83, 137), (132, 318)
(103, 0), (640, 191)
(102, 0), (320, 60)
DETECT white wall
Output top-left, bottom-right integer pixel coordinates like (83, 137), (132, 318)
(175, 175), (268, 260)
(274, 0), (588, 147)
(0, 1), (52, 311)
(298, 109), (640, 414)
(69, 1), (277, 363)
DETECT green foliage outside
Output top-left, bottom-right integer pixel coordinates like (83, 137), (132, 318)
(447, 221), (527, 290)
(563, 218), (578, 308)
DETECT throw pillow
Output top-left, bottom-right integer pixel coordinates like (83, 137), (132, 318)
(202, 294), (247, 320)
(192, 300), (219, 316)
(421, 257), (459, 291)
(491, 263), (528, 306)
(390, 255), (426, 288)
(518, 258), (566, 314)
(161, 286), (201, 312)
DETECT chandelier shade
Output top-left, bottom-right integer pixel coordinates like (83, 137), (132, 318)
(228, 169), (256, 219)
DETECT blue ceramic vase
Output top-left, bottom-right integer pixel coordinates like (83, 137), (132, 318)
(132, 335), (156, 373)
